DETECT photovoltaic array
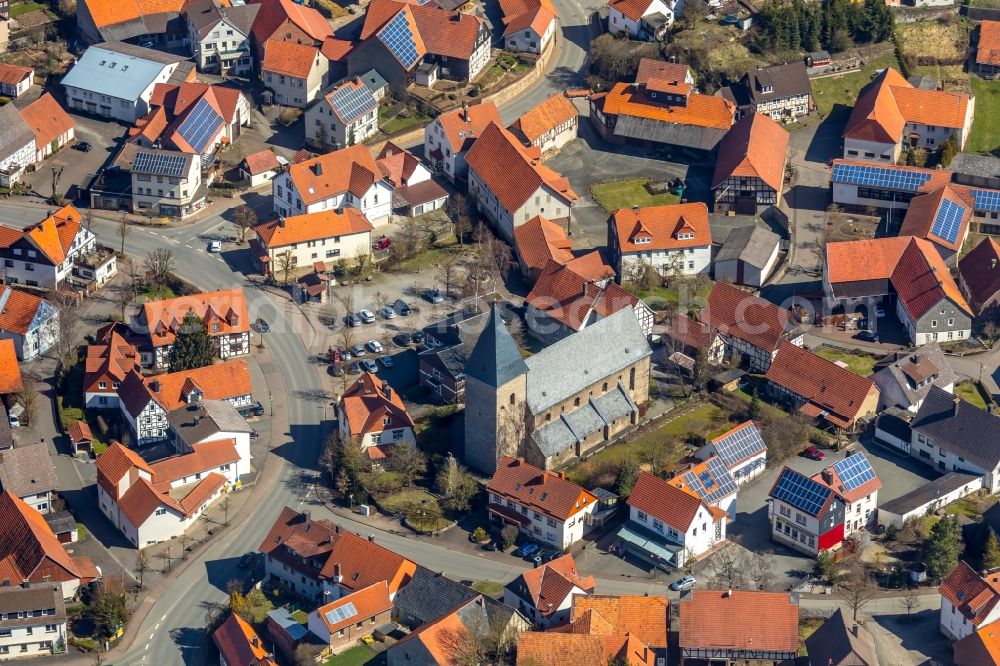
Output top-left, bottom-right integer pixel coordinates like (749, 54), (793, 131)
(711, 423), (766, 468)
(683, 457), (736, 505)
(328, 82), (376, 124)
(378, 10), (421, 69)
(930, 198), (965, 245)
(324, 602), (358, 624)
(831, 163), (933, 192)
(771, 468), (831, 517)
(831, 454), (877, 492)
(177, 98), (224, 154)
(132, 151), (187, 177)
(972, 189), (1000, 213)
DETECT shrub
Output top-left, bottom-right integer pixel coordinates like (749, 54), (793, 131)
(471, 527), (488, 542)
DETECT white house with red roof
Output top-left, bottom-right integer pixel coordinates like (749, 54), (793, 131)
(608, 202), (712, 278)
(702, 281), (803, 372)
(304, 77), (379, 150)
(486, 456), (598, 549)
(811, 452), (881, 535)
(0, 286), (59, 361)
(503, 553), (595, 627)
(424, 101), (501, 182)
(617, 471), (727, 571)
(499, 0), (557, 53)
(608, 0), (675, 39)
(83, 326), (140, 409)
(141, 82), (252, 155)
(0, 205), (96, 290)
(899, 184), (973, 261)
(252, 208), (374, 278)
(940, 561), (1000, 641)
(308, 581), (392, 651)
(336, 373), (415, 460)
(375, 141), (449, 217)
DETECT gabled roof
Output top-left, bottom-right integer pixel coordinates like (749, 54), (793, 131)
(255, 208), (373, 249)
(608, 0), (656, 21)
(79, 0), (186, 30)
(84, 330), (140, 395)
(0, 64), (32, 86)
(526, 260), (636, 332)
(979, 20), (1000, 66)
(506, 553), (595, 617)
(95, 442), (153, 496)
(678, 590), (798, 653)
(0, 339), (23, 394)
(212, 612), (274, 666)
(570, 595), (668, 649)
(765, 342), (878, 428)
(186, 0), (259, 38)
(663, 313), (718, 354)
(138, 288), (250, 348)
(517, 631), (653, 666)
(703, 281), (798, 354)
(393, 565), (525, 631)
(940, 561), (1000, 626)
(242, 149), (280, 176)
(339, 372), (414, 437)
(899, 185), (972, 253)
(463, 303), (529, 388)
(314, 581), (391, 633)
(628, 471), (706, 531)
(0, 491), (92, 586)
(954, 624), (1000, 665)
(60, 44), (180, 104)
(740, 62), (812, 105)
(600, 82), (735, 131)
(870, 343), (956, 410)
(707, 421), (766, 468)
(465, 122), (577, 214)
(0, 444), (58, 500)
(715, 225), (781, 267)
(261, 39), (321, 79)
(768, 467), (837, 519)
(286, 144), (380, 206)
(611, 202), (711, 254)
(0, 288), (52, 337)
(148, 440), (239, 486)
(433, 101), (501, 154)
(375, 141), (424, 187)
(892, 237), (971, 319)
(250, 0), (333, 45)
(0, 205), (84, 267)
(812, 452), (882, 504)
(118, 360), (252, 417)
(513, 215), (573, 273)
(20, 94), (74, 151)
(390, 597), (491, 664)
(912, 385), (1000, 471)
(361, 0), (485, 61)
(321, 78), (377, 125)
(499, 0), (556, 36)
(712, 112), (789, 192)
(958, 236), (1000, 315)
(510, 95), (577, 144)
(488, 456), (597, 521)
(635, 58), (691, 89)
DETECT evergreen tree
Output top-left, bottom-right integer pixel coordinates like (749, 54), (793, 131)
(939, 135), (959, 168)
(984, 529), (1000, 570)
(924, 516), (965, 580)
(167, 311), (215, 372)
(614, 459), (640, 498)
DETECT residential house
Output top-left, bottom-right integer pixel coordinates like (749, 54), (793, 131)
(465, 122), (578, 242)
(240, 149), (282, 188)
(0, 104), (35, 186)
(305, 77), (379, 149)
(958, 236), (1000, 321)
(487, 456), (598, 549)
(272, 144), (392, 224)
(0, 64), (32, 98)
(512, 214), (573, 282)
(812, 452), (881, 535)
(117, 360), (254, 444)
(824, 236), (973, 346)
(0, 444), (58, 515)
(678, 590), (799, 665)
(829, 159), (952, 214)
(607, 0), (675, 39)
(165, 399), (254, 465)
(939, 561), (1000, 641)
(517, 621), (655, 665)
(0, 583), (66, 659)
(635, 57), (693, 91)
(349, 0), (491, 89)
(259, 506), (416, 603)
(975, 21), (1000, 77)
(616, 471), (727, 571)
(76, 0), (189, 46)
(954, 625), (1000, 666)
(185, 0), (259, 75)
(843, 68), (974, 164)
(723, 63), (813, 121)
(662, 313), (725, 373)
(499, 0), (558, 53)
(252, 208), (374, 278)
(464, 305), (651, 474)
(20, 93), (74, 163)
(213, 611), (277, 666)
(608, 202), (712, 278)
(0, 339), (22, 397)
(768, 467), (846, 556)
(423, 101), (501, 182)
(61, 43), (187, 123)
(765, 342), (881, 431)
(386, 597), (493, 666)
(0, 287), (59, 362)
(130, 148), (205, 218)
(262, 40), (328, 108)
(143, 81), (253, 154)
(898, 184), (973, 261)
(0, 205), (96, 290)
(870, 343), (956, 412)
(524, 258), (654, 344)
(589, 70), (735, 155)
(0, 491), (99, 599)
(805, 607), (878, 666)
(711, 113), (789, 215)
(694, 420), (767, 486)
(308, 582), (392, 652)
(336, 372), (416, 462)
(82, 327), (140, 409)
(393, 566), (529, 638)
(910, 385), (1000, 491)
(249, 0), (332, 52)
(133, 288), (250, 368)
(503, 554), (595, 627)
(375, 141), (448, 216)
(702, 281), (803, 372)
(713, 225), (782, 287)
(508, 95), (578, 156)
(564, 595), (669, 663)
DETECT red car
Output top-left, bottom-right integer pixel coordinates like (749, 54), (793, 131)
(328, 347), (341, 364)
(372, 235), (391, 250)
(802, 445), (826, 461)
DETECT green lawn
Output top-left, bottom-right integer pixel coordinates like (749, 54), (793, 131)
(814, 347), (877, 377)
(324, 645), (378, 666)
(811, 53), (900, 117)
(393, 243), (460, 272)
(627, 277), (714, 312)
(590, 178), (680, 214)
(380, 107), (431, 136)
(10, 1), (45, 17)
(955, 380), (989, 410)
(470, 581), (504, 597)
(967, 78), (1000, 155)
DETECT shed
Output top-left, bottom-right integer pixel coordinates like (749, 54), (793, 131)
(67, 420), (94, 455)
(713, 225), (782, 287)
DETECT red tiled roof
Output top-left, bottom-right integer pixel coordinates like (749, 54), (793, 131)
(766, 343), (878, 428)
(979, 21), (1000, 66)
(678, 590), (799, 652)
(465, 122), (577, 214)
(213, 613), (272, 666)
(0, 339), (22, 394)
(434, 101), (501, 154)
(0, 491), (94, 586)
(149, 440), (239, 487)
(635, 59), (690, 88)
(261, 39), (320, 79)
(525, 260), (635, 331)
(703, 281), (796, 354)
(286, 144), (379, 206)
(0, 205), (85, 267)
(487, 457), (597, 521)
(512, 213), (575, 268)
(139, 288), (250, 348)
(361, 0), (483, 60)
(940, 561), (1000, 626)
(892, 237), (971, 319)
(509, 553), (595, 617)
(118, 360), (252, 417)
(95, 442), (154, 500)
(899, 185), (972, 253)
(812, 455), (882, 504)
(510, 95), (577, 144)
(0, 288), (48, 336)
(611, 202), (711, 254)
(338, 372), (414, 438)
(564, 250), (615, 282)
(20, 93), (73, 150)
(954, 625), (1000, 665)
(959, 237), (1000, 315)
(321, 37), (355, 61)
(712, 112), (789, 192)
(570, 595), (669, 649)
(0, 64), (32, 86)
(500, 0), (556, 37)
(314, 582), (391, 633)
(608, 0), (655, 21)
(67, 420), (93, 444)
(601, 83), (734, 131)
(627, 471), (704, 531)
(517, 632), (653, 666)
(242, 149), (280, 176)
(375, 142), (423, 187)
(255, 208), (373, 249)
(83, 330), (140, 396)
(250, 0), (333, 45)
(663, 314), (716, 355)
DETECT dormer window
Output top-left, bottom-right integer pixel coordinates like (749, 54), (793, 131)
(676, 232), (695, 240)
(632, 235), (651, 245)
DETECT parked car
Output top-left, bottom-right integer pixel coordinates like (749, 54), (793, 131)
(238, 552), (257, 568)
(329, 347), (341, 364)
(362, 359), (378, 373)
(372, 234), (391, 250)
(367, 340), (383, 353)
(346, 313), (362, 327)
(424, 289), (444, 304)
(412, 331), (425, 344)
(874, 306), (886, 318)
(348, 361), (362, 375)
(513, 543), (539, 557)
(359, 309), (376, 324)
(209, 240), (222, 252)
(394, 299), (410, 316)
(341, 349), (353, 362)
(802, 445), (826, 461)
(530, 552), (545, 566)
(73, 141), (93, 152)
(352, 343), (366, 357)
(856, 330), (879, 343)
(544, 549), (563, 562)
(393, 333), (413, 347)
(379, 305), (396, 319)
(379, 355), (394, 368)
(670, 576), (697, 591)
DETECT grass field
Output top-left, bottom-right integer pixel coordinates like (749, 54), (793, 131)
(471, 581), (504, 597)
(590, 178), (680, 213)
(380, 107), (431, 135)
(896, 21), (968, 62)
(10, 1), (46, 17)
(814, 347), (877, 377)
(811, 53), (900, 117)
(324, 645), (378, 666)
(955, 380), (989, 409)
(970, 0), (1000, 8)
(967, 78), (1000, 155)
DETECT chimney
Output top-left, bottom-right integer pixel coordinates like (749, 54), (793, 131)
(252, 637), (259, 648)
(852, 624), (859, 637)
(333, 563), (343, 582)
(150, 379), (160, 393)
(335, 524), (340, 534)
(993, 258), (997, 270)
(954, 396), (961, 415)
(368, 533), (375, 542)
(462, 100), (469, 121)
(558, 471), (566, 480)
(278, 216), (286, 228)
(302, 510), (311, 523)
(821, 469), (833, 485)
(384, 385), (392, 400)
(313, 163), (323, 177)
(726, 588), (732, 597)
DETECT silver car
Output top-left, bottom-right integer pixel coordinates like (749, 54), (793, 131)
(359, 309), (376, 324)
(379, 305), (396, 319)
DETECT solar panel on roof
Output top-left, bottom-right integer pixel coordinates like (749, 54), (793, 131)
(973, 189), (1000, 213)
(771, 468), (831, 517)
(712, 423), (766, 468)
(177, 98), (224, 154)
(324, 602), (358, 625)
(133, 151), (187, 177)
(378, 11), (421, 70)
(698, 471), (715, 490)
(931, 198), (966, 245)
(831, 163), (933, 193)
(328, 82), (376, 125)
(832, 454), (877, 492)
(683, 457), (736, 505)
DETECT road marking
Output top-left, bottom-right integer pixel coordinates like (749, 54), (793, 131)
(149, 632), (155, 640)
(144, 642), (149, 650)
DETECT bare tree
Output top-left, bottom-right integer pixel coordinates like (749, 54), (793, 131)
(709, 546), (747, 591)
(124, 256), (143, 300)
(111, 283), (133, 322)
(135, 550), (150, 590)
(50, 166), (64, 203)
(232, 205), (257, 242)
(838, 563), (878, 622)
(220, 494), (231, 527)
(177, 533), (191, 560)
(338, 327), (356, 354)
(374, 291), (388, 315)
(496, 401), (530, 467)
(275, 250), (294, 285)
(55, 297), (80, 366)
(144, 248), (175, 287)
(354, 245), (371, 277)
(117, 214), (131, 256)
(438, 254), (461, 298)
(748, 553), (774, 591)
(900, 586), (919, 620)
(14, 385), (38, 427)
